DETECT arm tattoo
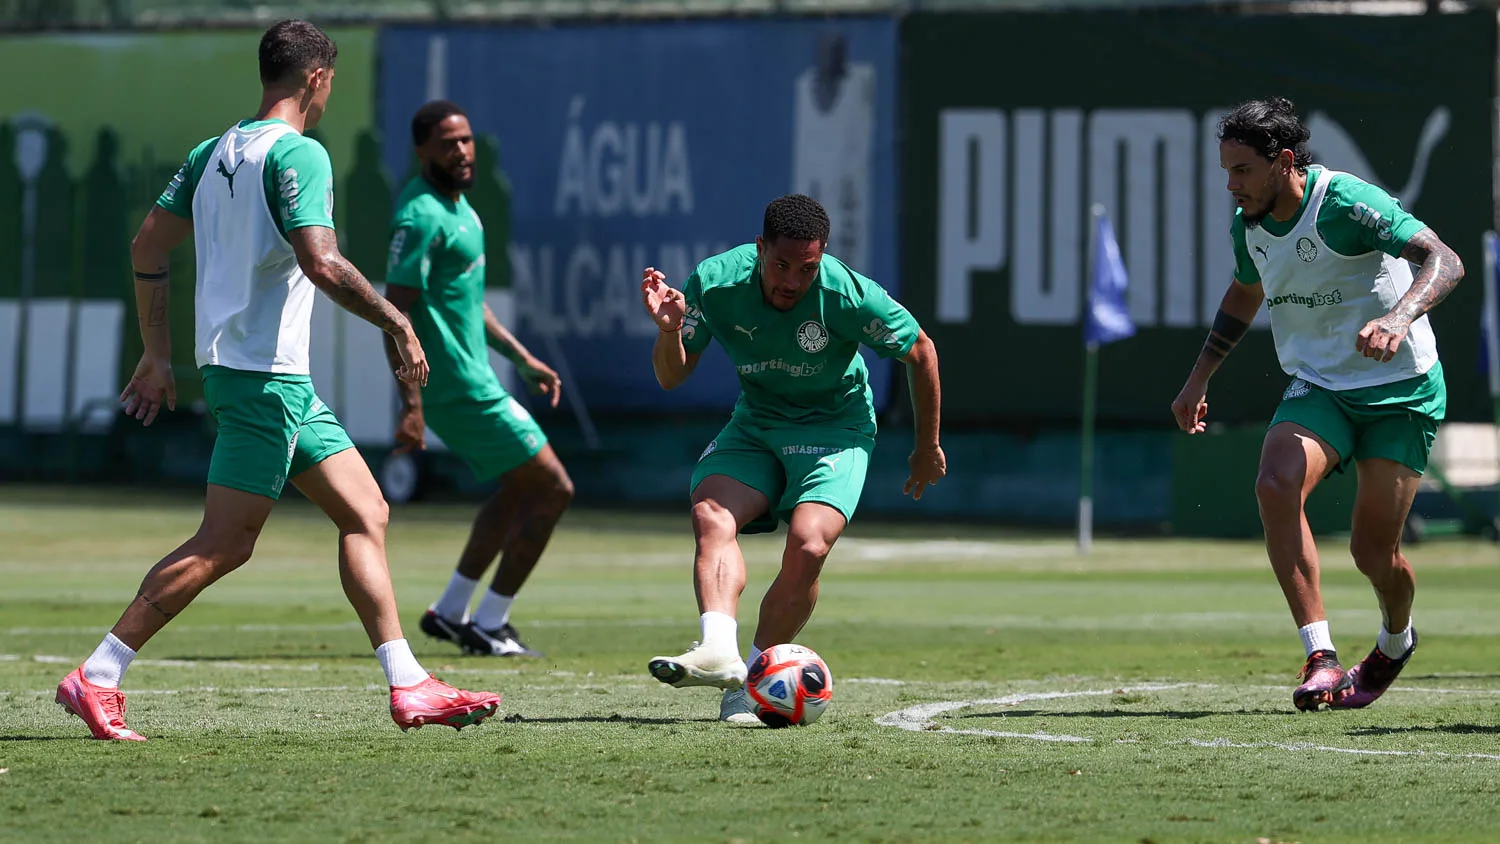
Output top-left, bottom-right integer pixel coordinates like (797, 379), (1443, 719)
(295, 227), (404, 333)
(1203, 310), (1250, 359)
(1393, 228), (1463, 323)
(135, 265), (170, 327)
(146, 285), (169, 327)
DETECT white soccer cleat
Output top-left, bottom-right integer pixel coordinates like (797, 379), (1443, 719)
(647, 642), (747, 690)
(719, 687), (763, 726)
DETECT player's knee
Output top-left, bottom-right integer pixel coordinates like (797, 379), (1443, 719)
(202, 530), (258, 573)
(344, 495), (390, 537)
(787, 536), (832, 577)
(1254, 466), (1301, 511)
(690, 499), (738, 544)
(546, 469), (575, 511)
(1349, 535), (1399, 577)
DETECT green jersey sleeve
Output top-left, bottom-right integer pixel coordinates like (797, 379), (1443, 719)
(386, 206), (441, 290)
(1317, 173), (1426, 259)
(836, 273), (920, 359)
(154, 137), (219, 219)
(680, 271), (714, 355)
(1230, 214), (1261, 285)
(265, 133), (336, 233)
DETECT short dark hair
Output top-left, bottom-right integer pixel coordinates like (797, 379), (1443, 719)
(412, 100), (468, 146)
(763, 194), (830, 244)
(1217, 97), (1312, 169)
(258, 19), (338, 86)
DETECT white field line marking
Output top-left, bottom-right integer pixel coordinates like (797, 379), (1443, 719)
(7, 681), (663, 697)
(876, 683), (1500, 760)
(3, 619), (685, 636)
(26, 654), (325, 671)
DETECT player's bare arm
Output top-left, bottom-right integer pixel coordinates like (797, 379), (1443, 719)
(1172, 279), (1264, 434)
(379, 283), (426, 453)
(1356, 227), (1464, 363)
(291, 225), (429, 386)
(901, 330), (945, 500)
(482, 303), (562, 408)
(122, 207), (193, 426)
(641, 267), (700, 390)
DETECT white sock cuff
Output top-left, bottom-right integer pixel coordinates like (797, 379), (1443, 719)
(1298, 620), (1335, 657)
(430, 572), (481, 623)
(376, 639), (430, 688)
(471, 590), (516, 632)
(700, 611), (738, 652)
(82, 633), (137, 689)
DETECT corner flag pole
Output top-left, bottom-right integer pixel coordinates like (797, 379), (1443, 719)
(1483, 232), (1500, 467)
(1078, 205), (1104, 554)
(1080, 337), (1098, 554)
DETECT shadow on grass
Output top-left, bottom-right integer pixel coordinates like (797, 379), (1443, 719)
(1348, 724), (1500, 737)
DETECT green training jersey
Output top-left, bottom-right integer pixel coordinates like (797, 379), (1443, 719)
(1231, 166), (1425, 284)
(156, 118), (335, 235)
(682, 244), (919, 431)
(386, 176), (503, 406)
(1231, 165), (1438, 391)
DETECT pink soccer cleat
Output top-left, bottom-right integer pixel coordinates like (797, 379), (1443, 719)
(56, 667), (147, 741)
(390, 675), (501, 732)
(1292, 650), (1346, 712)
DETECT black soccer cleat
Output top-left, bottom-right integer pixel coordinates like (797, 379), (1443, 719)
(460, 622), (544, 658)
(418, 609), (467, 649)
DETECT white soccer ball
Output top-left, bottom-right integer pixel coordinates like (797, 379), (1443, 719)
(746, 643), (833, 727)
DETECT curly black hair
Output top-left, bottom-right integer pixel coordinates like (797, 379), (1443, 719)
(412, 100), (468, 146)
(258, 19), (338, 86)
(1217, 97), (1312, 170)
(763, 194), (831, 244)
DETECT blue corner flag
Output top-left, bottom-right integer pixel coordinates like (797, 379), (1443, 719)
(1085, 206), (1136, 346)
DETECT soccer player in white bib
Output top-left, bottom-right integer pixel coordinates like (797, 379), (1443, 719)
(54, 20), (502, 741)
(1171, 98), (1464, 712)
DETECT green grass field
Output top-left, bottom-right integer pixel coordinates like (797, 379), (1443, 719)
(3, 484), (1500, 843)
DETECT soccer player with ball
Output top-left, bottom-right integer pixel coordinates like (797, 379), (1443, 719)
(639, 194), (946, 725)
(1171, 97), (1463, 712)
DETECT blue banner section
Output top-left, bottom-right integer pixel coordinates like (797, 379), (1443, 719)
(378, 18), (900, 412)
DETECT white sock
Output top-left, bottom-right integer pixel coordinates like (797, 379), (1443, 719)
(471, 590), (515, 632)
(82, 633), (136, 689)
(430, 572), (479, 623)
(1378, 618), (1414, 659)
(1298, 620), (1336, 657)
(746, 645), (764, 669)
(376, 639), (430, 687)
(700, 611), (738, 653)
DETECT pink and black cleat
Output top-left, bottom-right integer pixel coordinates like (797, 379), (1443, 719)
(1331, 629), (1418, 710)
(1292, 650), (1346, 712)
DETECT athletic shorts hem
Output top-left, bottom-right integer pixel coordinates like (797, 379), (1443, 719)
(204, 478), (282, 502)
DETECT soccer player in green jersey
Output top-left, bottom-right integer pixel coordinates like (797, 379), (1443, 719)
(55, 21), (502, 741)
(383, 101), (574, 658)
(640, 194), (946, 724)
(1171, 97), (1464, 712)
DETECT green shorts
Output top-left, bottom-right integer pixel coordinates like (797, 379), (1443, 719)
(425, 394), (548, 482)
(690, 415), (873, 535)
(1269, 362), (1446, 474)
(201, 365), (355, 499)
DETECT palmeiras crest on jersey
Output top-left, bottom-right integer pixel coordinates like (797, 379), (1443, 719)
(1296, 237), (1318, 262)
(796, 320), (829, 353)
(1283, 378), (1312, 400)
